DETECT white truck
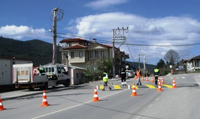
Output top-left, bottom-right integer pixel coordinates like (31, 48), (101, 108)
(13, 63), (70, 90)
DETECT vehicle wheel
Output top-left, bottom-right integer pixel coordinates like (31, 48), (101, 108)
(28, 87), (34, 91)
(44, 82), (48, 90)
(64, 79), (70, 87)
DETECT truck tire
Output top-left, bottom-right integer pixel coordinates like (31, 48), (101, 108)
(28, 86), (34, 91)
(40, 82), (48, 90)
(64, 79), (70, 87)
(44, 82), (48, 90)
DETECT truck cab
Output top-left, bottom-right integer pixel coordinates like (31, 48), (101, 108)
(40, 64), (70, 87)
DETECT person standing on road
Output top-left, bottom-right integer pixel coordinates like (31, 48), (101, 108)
(120, 67), (127, 86)
(102, 71), (111, 91)
(154, 68), (160, 85)
(135, 68), (142, 85)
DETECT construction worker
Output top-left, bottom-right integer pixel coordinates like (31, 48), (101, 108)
(154, 68), (160, 85)
(135, 68), (142, 85)
(120, 67), (127, 86)
(38, 67), (45, 75)
(102, 71), (111, 91)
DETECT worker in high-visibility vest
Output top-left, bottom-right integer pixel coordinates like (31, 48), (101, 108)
(154, 68), (160, 85)
(135, 68), (142, 85)
(102, 71), (111, 91)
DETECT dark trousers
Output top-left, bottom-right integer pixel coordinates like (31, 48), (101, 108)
(121, 77), (126, 82)
(155, 77), (158, 85)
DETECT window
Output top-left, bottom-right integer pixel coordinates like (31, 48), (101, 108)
(71, 52), (74, 58)
(79, 51), (83, 58)
(84, 42), (87, 46)
(101, 51), (104, 57)
(90, 51), (93, 58)
(95, 51), (99, 57)
(69, 42), (72, 47)
(57, 67), (61, 74)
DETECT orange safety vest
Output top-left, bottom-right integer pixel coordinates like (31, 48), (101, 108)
(136, 70), (141, 77)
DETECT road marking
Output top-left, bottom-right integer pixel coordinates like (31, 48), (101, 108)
(113, 85), (121, 89)
(31, 89), (128, 119)
(136, 116), (140, 119)
(148, 104), (153, 108)
(156, 98), (159, 101)
(143, 84), (157, 89)
(162, 84), (172, 88)
(99, 85), (104, 90)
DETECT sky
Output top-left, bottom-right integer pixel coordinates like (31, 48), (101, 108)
(1, 0), (200, 65)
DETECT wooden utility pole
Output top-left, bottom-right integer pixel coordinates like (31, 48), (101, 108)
(50, 7), (64, 64)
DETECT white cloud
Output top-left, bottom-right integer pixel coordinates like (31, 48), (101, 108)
(85, 0), (128, 9)
(71, 12), (200, 64)
(0, 25), (48, 39)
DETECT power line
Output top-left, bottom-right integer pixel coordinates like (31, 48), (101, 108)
(125, 40), (135, 62)
(118, 43), (200, 47)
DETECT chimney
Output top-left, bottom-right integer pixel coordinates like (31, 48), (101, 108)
(93, 38), (97, 43)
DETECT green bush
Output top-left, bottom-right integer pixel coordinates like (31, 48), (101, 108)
(164, 70), (169, 75)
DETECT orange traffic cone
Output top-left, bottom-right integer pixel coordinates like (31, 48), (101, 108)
(41, 90), (49, 107)
(146, 76), (149, 82)
(0, 95), (6, 111)
(151, 76), (154, 83)
(157, 79), (163, 91)
(131, 84), (138, 96)
(172, 78), (177, 89)
(161, 77), (165, 84)
(92, 87), (100, 102)
(142, 76), (144, 81)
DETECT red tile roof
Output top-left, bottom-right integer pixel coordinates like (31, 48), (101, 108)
(60, 38), (87, 43)
(63, 44), (87, 50)
(191, 55), (200, 60)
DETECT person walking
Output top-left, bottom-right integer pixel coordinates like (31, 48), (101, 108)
(154, 68), (160, 85)
(102, 71), (111, 91)
(135, 68), (142, 85)
(120, 67), (127, 86)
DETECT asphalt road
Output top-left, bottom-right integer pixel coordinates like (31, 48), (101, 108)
(1, 73), (200, 119)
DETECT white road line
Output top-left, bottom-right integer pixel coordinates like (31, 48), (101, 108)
(31, 89), (128, 119)
(148, 104), (153, 108)
(156, 98), (159, 101)
(136, 116), (140, 119)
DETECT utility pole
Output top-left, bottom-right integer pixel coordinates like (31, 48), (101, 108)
(50, 7), (64, 64)
(112, 27), (128, 78)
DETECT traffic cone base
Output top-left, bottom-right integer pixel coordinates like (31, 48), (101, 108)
(92, 87), (100, 102)
(40, 90), (49, 107)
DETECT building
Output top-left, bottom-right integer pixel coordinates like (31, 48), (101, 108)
(183, 55), (200, 72)
(59, 38), (129, 84)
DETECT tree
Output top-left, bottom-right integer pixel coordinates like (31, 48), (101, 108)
(156, 59), (165, 69)
(156, 59), (166, 75)
(83, 57), (112, 81)
(164, 49), (180, 66)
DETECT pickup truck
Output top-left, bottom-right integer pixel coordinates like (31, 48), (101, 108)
(13, 63), (70, 90)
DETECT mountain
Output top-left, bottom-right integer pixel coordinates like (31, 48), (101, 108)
(0, 36), (61, 66)
(126, 61), (156, 74)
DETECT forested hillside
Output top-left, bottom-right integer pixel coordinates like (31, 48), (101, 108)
(0, 37), (61, 66)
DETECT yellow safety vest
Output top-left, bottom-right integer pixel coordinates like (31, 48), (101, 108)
(103, 72), (108, 82)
